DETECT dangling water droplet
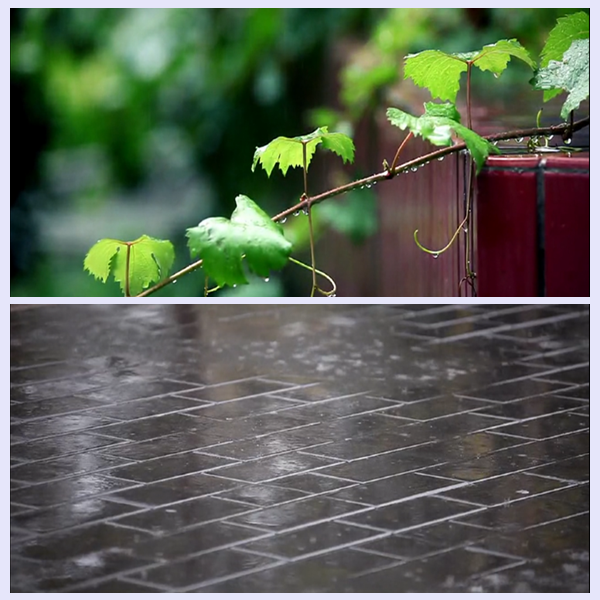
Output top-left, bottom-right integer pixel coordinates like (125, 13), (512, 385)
(302, 207), (309, 216)
(516, 137), (524, 143)
(280, 217), (287, 224)
(233, 284), (237, 288)
(463, 226), (468, 233)
(411, 167), (418, 172)
(329, 293), (337, 298)
(366, 183), (372, 189)
(264, 277), (270, 283)
(438, 156), (445, 161)
(371, 180), (377, 186)
(493, 73), (499, 79)
(293, 210), (300, 217)
(492, 140), (499, 146)
(563, 137), (572, 145)
(432, 253), (439, 259)
(173, 279), (178, 284)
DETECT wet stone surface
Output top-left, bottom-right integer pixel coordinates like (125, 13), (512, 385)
(10, 304), (589, 592)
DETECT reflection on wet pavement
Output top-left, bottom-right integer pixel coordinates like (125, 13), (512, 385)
(10, 304), (589, 592)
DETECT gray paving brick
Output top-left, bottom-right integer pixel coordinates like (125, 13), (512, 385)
(238, 520), (379, 558)
(228, 495), (363, 530)
(198, 548), (396, 592)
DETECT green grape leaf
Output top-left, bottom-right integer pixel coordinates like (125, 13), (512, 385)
(471, 39), (535, 75)
(404, 50), (467, 102)
(539, 11), (589, 102)
(319, 132), (355, 164)
(387, 102), (500, 173)
(252, 127), (354, 176)
(186, 194), (292, 287)
(84, 235), (174, 296)
(84, 238), (122, 283)
(404, 40), (534, 102)
(532, 38), (589, 120)
(541, 11), (589, 66)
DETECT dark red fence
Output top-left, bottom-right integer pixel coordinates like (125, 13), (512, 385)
(316, 136), (589, 297)
(477, 154), (589, 297)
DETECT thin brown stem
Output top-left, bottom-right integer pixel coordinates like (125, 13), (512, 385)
(137, 258), (204, 297)
(302, 142), (318, 296)
(460, 158), (476, 296)
(388, 131), (413, 175)
(466, 61), (473, 131)
(302, 142), (308, 198)
(125, 243), (132, 297)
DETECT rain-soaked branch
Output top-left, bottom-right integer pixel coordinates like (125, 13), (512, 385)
(271, 117), (589, 222)
(137, 117), (588, 297)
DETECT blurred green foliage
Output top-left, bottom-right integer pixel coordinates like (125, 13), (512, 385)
(10, 8), (587, 296)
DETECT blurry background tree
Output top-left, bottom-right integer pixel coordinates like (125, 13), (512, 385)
(10, 8), (588, 296)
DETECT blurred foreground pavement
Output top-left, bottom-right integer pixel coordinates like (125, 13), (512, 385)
(11, 304), (589, 592)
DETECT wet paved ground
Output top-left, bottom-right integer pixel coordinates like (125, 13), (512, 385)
(10, 304), (589, 592)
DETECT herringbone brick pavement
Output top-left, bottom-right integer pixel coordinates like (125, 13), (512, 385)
(10, 304), (589, 592)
